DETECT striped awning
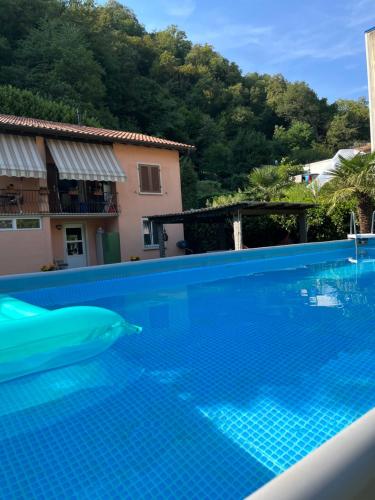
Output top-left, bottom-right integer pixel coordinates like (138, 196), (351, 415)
(47, 139), (126, 182)
(0, 134), (46, 178)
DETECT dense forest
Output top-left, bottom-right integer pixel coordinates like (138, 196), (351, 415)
(0, 0), (370, 209)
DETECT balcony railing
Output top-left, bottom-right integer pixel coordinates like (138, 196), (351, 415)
(0, 189), (119, 215)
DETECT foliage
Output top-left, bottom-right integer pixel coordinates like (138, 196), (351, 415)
(324, 152), (375, 232)
(184, 221), (229, 253)
(281, 182), (355, 241)
(277, 160), (304, 180)
(326, 99), (370, 150)
(40, 262), (57, 272)
(248, 165), (284, 201)
(201, 142), (233, 181)
(0, 85), (100, 125)
(129, 256), (140, 261)
(180, 157), (198, 209)
(273, 120), (315, 160)
(247, 161), (303, 201)
(282, 181), (319, 203)
(209, 162), (356, 246)
(325, 153), (375, 204)
(210, 161), (303, 206)
(266, 77), (335, 133)
(10, 19), (106, 106)
(0, 0), (370, 207)
(210, 190), (248, 207)
(196, 180), (224, 204)
(231, 129), (272, 174)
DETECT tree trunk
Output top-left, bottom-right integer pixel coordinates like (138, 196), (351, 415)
(357, 194), (373, 233)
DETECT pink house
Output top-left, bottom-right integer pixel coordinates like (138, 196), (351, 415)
(0, 114), (194, 275)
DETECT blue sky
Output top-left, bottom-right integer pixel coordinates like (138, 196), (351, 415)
(120, 0), (374, 103)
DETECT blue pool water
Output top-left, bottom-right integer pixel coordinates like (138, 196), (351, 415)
(1, 251), (375, 498)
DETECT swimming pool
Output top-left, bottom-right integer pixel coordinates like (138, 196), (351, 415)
(0, 240), (374, 498)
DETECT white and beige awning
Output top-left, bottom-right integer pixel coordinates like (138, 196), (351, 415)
(47, 139), (126, 182)
(0, 134), (46, 178)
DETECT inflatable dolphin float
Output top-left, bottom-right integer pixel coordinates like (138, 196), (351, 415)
(0, 295), (141, 384)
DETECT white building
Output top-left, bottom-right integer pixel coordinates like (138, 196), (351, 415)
(302, 148), (368, 186)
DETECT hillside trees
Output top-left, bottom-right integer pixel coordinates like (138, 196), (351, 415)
(326, 98), (370, 150)
(0, 0), (370, 207)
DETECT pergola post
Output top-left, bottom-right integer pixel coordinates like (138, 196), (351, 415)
(156, 222), (166, 257)
(298, 212), (307, 243)
(146, 202), (315, 255)
(233, 210), (243, 250)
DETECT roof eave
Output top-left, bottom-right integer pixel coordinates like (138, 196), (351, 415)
(146, 201), (317, 223)
(0, 122), (195, 152)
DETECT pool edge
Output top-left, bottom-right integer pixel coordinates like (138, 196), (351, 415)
(247, 408), (375, 500)
(0, 239), (354, 293)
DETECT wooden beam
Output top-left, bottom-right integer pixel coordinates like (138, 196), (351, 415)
(233, 210), (243, 250)
(148, 206), (314, 225)
(240, 208), (306, 216)
(298, 213), (307, 243)
(156, 223), (166, 258)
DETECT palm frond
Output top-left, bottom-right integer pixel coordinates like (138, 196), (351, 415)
(326, 152), (375, 198)
(248, 165), (291, 201)
(326, 187), (356, 214)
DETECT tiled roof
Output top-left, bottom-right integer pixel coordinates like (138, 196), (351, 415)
(0, 114), (194, 152)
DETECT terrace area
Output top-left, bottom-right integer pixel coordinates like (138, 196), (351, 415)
(0, 181), (120, 216)
(0, 132), (124, 217)
(147, 201), (316, 257)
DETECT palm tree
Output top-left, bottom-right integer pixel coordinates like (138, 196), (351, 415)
(248, 165), (292, 201)
(327, 152), (375, 233)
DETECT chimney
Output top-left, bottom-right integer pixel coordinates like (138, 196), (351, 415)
(365, 27), (375, 152)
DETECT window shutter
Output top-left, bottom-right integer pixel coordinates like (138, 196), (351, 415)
(139, 165), (161, 193)
(139, 165), (150, 192)
(150, 166), (161, 193)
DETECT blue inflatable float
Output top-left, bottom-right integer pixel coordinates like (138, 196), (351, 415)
(0, 295), (141, 384)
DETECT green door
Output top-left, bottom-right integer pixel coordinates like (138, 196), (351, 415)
(102, 232), (121, 264)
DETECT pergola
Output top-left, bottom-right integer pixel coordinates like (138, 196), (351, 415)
(147, 201), (316, 258)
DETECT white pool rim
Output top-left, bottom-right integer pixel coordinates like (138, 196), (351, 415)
(247, 408), (375, 500)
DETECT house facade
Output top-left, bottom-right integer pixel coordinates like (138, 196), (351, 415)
(0, 114), (193, 275)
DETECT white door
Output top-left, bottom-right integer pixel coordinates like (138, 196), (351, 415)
(64, 224), (87, 268)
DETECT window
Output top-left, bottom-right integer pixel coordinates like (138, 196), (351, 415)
(16, 218), (41, 229)
(0, 217), (41, 231)
(142, 218), (159, 248)
(0, 219), (13, 230)
(138, 164), (162, 194)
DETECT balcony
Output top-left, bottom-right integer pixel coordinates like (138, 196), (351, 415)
(0, 188), (120, 216)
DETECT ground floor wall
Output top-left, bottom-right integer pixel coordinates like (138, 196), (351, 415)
(50, 217), (119, 267)
(0, 214), (183, 276)
(117, 214), (184, 261)
(49, 216), (184, 266)
(0, 216), (53, 275)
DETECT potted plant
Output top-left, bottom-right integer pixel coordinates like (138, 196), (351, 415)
(40, 263), (57, 272)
